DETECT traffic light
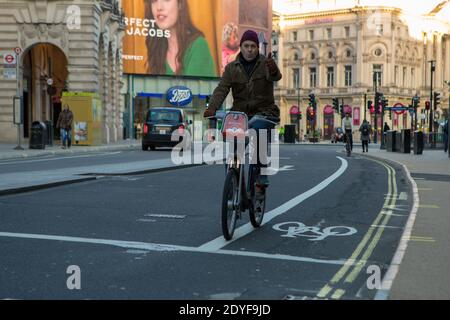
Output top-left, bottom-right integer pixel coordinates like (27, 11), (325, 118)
(425, 101), (430, 110)
(367, 100), (373, 110)
(332, 98), (339, 112)
(381, 96), (389, 113)
(308, 94), (316, 109)
(299, 112), (302, 120)
(339, 104), (344, 118)
(433, 92), (441, 107)
(206, 95), (210, 107)
(374, 92), (382, 114)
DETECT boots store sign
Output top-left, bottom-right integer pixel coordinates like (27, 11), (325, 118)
(166, 86), (193, 107)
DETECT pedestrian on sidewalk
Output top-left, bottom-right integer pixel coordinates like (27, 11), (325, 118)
(279, 126), (285, 142)
(56, 104), (74, 149)
(359, 119), (372, 153)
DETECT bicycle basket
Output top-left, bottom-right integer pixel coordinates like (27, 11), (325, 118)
(221, 112), (248, 141)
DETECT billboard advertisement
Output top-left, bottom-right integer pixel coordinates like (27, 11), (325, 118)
(122, 0), (272, 77)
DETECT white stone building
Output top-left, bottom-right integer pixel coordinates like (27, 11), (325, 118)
(273, 0), (450, 140)
(0, 0), (125, 144)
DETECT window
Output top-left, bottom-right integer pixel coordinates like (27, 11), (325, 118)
(293, 68), (300, 88)
(345, 65), (352, 87)
(345, 26), (350, 37)
(374, 48), (382, 57)
(373, 64), (382, 87)
(327, 67), (334, 87)
(310, 67), (317, 88)
(403, 67), (407, 87)
(394, 66), (398, 85)
(376, 24), (383, 36)
(327, 28), (332, 39)
(293, 53), (299, 61)
(346, 50), (351, 58)
(293, 31), (297, 42)
(309, 30), (314, 40)
(328, 52), (333, 59)
(311, 52), (315, 60)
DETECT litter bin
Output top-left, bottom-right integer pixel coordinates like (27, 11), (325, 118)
(400, 129), (411, 153)
(386, 130), (396, 152)
(29, 121), (46, 149)
(284, 124), (296, 143)
(395, 132), (402, 152)
(44, 120), (54, 146)
(413, 131), (424, 155)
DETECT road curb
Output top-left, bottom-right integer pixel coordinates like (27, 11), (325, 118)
(0, 177), (98, 197)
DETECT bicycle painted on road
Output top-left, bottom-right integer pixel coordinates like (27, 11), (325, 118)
(273, 221), (357, 241)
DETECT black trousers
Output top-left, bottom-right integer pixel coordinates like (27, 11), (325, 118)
(362, 140), (368, 152)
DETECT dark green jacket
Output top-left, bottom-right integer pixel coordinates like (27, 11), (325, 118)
(208, 53), (282, 117)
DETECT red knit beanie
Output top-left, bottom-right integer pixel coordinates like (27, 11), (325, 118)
(240, 30), (259, 46)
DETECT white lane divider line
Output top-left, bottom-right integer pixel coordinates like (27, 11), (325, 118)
(0, 231), (354, 266)
(197, 156), (348, 252)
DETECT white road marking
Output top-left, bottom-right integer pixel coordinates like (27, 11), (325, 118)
(375, 161), (420, 300)
(0, 152), (122, 165)
(145, 214), (186, 219)
(197, 156), (348, 251)
(0, 232), (353, 266)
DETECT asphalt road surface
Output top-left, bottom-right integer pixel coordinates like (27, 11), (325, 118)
(0, 145), (414, 299)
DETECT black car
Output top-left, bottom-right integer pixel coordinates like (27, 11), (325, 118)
(142, 107), (192, 150)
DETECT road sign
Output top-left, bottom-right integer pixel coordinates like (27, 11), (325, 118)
(4, 53), (16, 65)
(14, 47), (22, 55)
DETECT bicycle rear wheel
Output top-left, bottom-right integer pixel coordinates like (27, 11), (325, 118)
(222, 169), (239, 240)
(249, 165), (266, 228)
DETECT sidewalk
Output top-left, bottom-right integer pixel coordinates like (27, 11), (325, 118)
(353, 145), (450, 299)
(0, 139), (141, 160)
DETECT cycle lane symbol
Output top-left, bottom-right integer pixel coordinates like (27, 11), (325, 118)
(272, 221), (357, 241)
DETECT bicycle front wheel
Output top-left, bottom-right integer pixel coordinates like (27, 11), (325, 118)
(222, 169), (239, 240)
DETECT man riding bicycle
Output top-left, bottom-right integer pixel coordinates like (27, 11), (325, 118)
(341, 112), (353, 151)
(203, 29), (282, 192)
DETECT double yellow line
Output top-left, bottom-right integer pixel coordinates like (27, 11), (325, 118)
(316, 159), (398, 299)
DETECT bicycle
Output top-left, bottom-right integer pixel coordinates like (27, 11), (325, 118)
(210, 111), (278, 240)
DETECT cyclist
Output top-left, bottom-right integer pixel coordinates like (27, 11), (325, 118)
(341, 112), (353, 151)
(203, 29), (282, 193)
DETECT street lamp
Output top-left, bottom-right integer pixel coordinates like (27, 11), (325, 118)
(373, 72), (378, 144)
(445, 80), (450, 157)
(429, 60), (436, 147)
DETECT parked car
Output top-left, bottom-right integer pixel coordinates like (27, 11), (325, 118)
(142, 107), (192, 151)
(331, 127), (344, 143)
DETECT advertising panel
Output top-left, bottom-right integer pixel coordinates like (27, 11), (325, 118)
(122, 0), (272, 77)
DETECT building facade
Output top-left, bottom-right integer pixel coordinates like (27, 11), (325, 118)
(0, 0), (125, 144)
(273, 2), (450, 141)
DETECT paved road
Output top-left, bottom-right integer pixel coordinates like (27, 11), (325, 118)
(0, 145), (414, 299)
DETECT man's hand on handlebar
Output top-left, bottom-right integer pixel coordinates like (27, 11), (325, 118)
(203, 108), (216, 118)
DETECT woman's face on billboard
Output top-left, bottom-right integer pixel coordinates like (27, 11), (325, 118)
(151, 0), (179, 30)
